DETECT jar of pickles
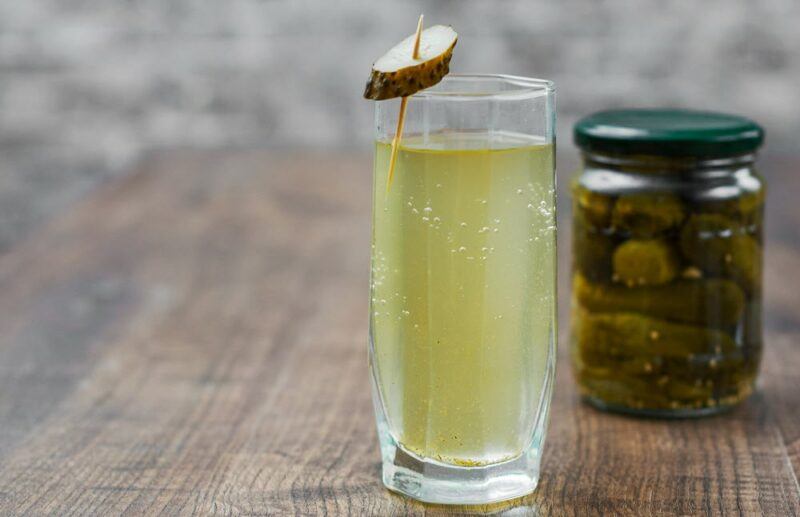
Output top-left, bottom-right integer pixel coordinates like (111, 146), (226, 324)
(570, 109), (765, 417)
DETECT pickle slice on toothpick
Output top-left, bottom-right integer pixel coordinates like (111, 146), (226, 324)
(363, 16), (458, 191)
(363, 24), (458, 100)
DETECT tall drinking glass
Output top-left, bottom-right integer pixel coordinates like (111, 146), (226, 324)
(369, 74), (556, 504)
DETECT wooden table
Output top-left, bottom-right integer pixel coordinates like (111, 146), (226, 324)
(0, 151), (798, 515)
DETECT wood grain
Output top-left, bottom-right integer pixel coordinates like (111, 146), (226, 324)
(0, 150), (797, 515)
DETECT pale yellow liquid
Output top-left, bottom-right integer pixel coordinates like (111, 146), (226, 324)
(370, 131), (556, 466)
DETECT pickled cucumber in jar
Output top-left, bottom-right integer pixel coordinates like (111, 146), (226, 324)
(611, 193), (685, 238)
(573, 182), (614, 230)
(574, 273), (745, 328)
(571, 108), (765, 416)
(680, 214), (763, 295)
(612, 239), (680, 286)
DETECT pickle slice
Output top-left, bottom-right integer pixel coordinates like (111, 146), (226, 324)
(363, 25), (458, 100)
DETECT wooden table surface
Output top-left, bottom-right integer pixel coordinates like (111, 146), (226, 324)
(0, 151), (798, 516)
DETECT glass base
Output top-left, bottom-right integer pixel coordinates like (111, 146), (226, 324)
(379, 439), (539, 505)
(582, 395), (739, 418)
(369, 329), (556, 505)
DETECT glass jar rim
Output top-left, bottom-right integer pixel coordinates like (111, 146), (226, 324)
(411, 74), (555, 100)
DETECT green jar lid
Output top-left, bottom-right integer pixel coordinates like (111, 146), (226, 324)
(574, 109), (764, 157)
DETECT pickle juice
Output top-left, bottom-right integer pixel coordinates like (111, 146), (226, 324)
(370, 131), (556, 466)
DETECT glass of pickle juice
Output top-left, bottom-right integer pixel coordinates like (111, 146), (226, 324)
(369, 74), (557, 504)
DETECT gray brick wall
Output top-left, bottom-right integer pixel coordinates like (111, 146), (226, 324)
(1, 0), (798, 249)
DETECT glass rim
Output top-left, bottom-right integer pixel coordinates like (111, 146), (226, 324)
(411, 74), (555, 100)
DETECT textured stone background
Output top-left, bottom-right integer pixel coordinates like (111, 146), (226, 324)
(2, 0), (799, 250)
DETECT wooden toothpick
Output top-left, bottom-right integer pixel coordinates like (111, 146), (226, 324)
(412, 14), (424, 59)
(386, 14), (424, 193)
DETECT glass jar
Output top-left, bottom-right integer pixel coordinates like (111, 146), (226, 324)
(570, 109), (765, 417)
